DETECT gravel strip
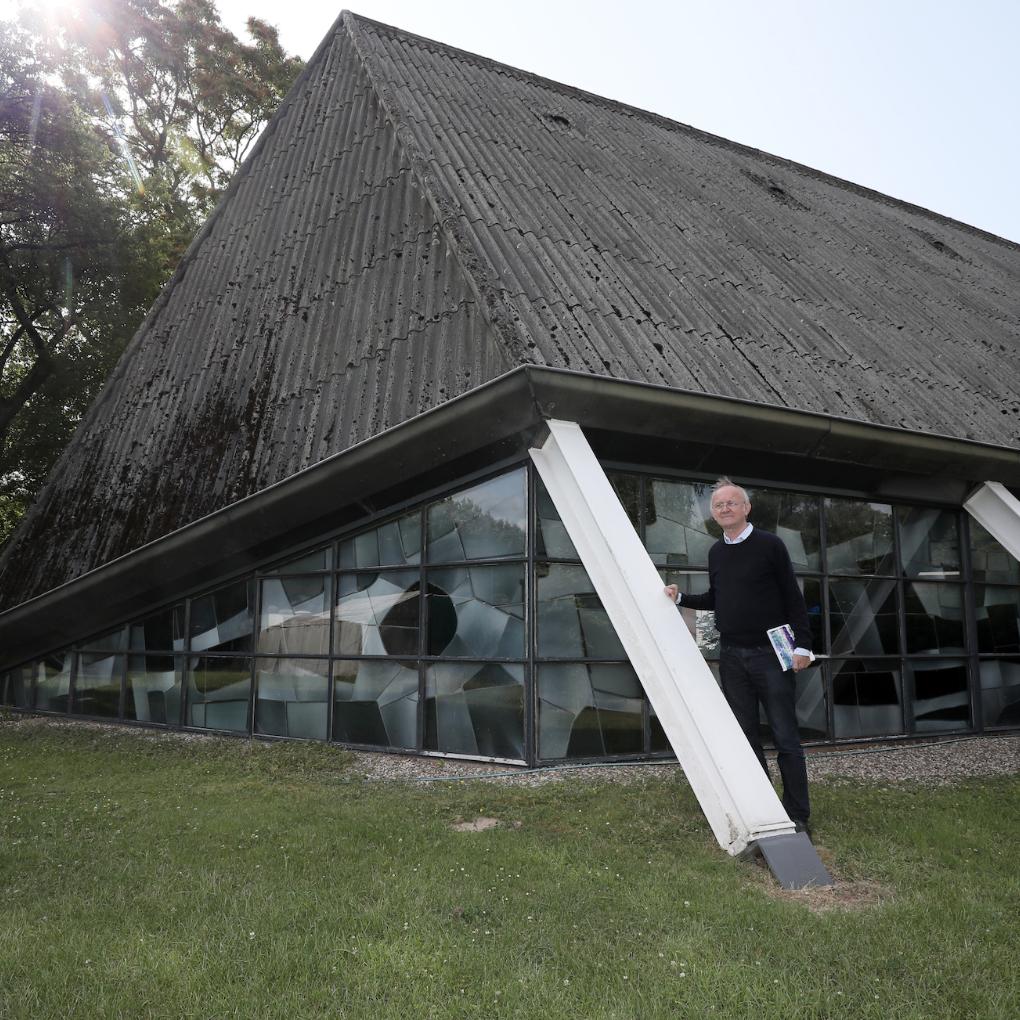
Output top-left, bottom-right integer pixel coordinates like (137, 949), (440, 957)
(351, 733), (1020, 788)
(5, 714), (1018, 788)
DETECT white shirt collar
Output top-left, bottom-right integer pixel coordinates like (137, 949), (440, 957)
(723, 522), (754, 544)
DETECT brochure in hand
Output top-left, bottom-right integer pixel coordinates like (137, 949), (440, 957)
(766, 624), (823, 670)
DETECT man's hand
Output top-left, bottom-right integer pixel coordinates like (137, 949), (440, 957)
(663, 584), (679, 602)
(792, 653), (812, 672)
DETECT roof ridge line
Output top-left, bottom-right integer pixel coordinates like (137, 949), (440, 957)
(340, 11), (537, 369)
(345, 12), (1019, 252)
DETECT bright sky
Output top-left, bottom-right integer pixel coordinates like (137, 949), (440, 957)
(212, 0), (1020, 245)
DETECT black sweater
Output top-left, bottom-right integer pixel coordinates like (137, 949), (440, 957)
(680, 528), (812, 650)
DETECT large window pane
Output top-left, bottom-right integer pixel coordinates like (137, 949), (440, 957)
(190, 581), (255, 654)
(537, 562), (625, 659)
(335, 570), (420, 656)
(427, 469), (526, 562)
(829, 578), (899, 655)
(897, 507), (960, 578)
(662, 570), (718, 658)
(332, 659), (418, 749)
(427, 565), (525, 658)
(254, 658), (328, 740)
(126, 655), (182, 724)
(974, 586), (1020, 653)
(830, 659), (903, 738)
(907, 658), (970, 733)
(539, 663), (645, 759)
(73, 652), (124, 717)
(34, 653), (73, 712)
(979, 658), (1020, 728)
(748, 491), (821, 571)
(535, 476), (578, 559)
(969, 519), (1020, 584)
(825, 498), (894, 575)
(186, 657), (251, 732)
(903, 582), (966, 654)
(339, 512), (421, 569)
(129, 607), (185, 653)
(644, 478), (716, 568)
(258, 576), (330, 655)
(424, 662), (524, 759)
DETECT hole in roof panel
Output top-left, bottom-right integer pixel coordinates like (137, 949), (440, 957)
(541, 111), (572, 129)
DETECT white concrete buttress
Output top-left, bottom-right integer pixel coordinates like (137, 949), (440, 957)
(530, 420), (795, 856)
(964, 482), (1020, 561)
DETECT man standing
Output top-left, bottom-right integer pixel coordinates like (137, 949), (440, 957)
(664, 478), (814, 833)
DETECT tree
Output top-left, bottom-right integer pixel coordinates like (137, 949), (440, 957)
(0, 1), (302, 545)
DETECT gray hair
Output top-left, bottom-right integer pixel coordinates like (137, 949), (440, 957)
(712, 477), (750, 504)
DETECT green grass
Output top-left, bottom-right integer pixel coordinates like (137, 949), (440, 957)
(1, 719), (1018, 1019)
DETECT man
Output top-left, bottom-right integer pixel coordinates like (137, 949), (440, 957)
(663, 478), (814, 833)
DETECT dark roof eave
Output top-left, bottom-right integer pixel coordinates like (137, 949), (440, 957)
(2, 365), (1018, 669)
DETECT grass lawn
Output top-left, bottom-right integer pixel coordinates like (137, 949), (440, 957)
(1, 718), (1018, 1019)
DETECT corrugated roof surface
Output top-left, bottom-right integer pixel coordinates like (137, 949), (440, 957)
(355, 14), (1020, 436)
(3, 11), (1019, 610)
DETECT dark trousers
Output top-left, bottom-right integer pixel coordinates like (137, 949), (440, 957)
(719, 644), (810, 823)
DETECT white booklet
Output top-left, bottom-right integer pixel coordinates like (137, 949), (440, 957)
(766, 624), (823, 670)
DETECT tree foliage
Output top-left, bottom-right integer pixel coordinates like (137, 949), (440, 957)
(0, 0), (302, 545)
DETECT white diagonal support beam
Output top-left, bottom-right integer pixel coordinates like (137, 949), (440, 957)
(530, 419), (796, 856)
(965, 482), (1020, 561)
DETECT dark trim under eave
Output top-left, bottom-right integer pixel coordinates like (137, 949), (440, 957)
(2, 365), (1019, 670)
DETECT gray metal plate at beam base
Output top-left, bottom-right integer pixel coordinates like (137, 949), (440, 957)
(755, 834), (834, 890)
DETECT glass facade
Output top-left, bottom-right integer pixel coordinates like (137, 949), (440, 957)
(7, 460), (1019, 759)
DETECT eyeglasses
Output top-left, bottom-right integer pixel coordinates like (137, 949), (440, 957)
(711, 500), (745, 511)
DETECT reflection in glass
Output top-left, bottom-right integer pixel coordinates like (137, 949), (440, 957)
(339, 512), (421, 569)
(830, 659), (902, 738)
(897, 507), (960, 578)
(34, 653), (73, 712)
(271, 547), (330, 573)
(427, 566), (525, 658)
(748, 491), (821, 570)
(424, 662), (524, 759)
(536, 476), (578, 559)
(254, 658), (329, 740)
(825, 498), (894, 575)
(427, 469), (527, 562)
(662, 570), (718, 657)
(974, 586), (1020, 653)
(332, 659), (418, 748)
(335, 570), (420, 656)
(186, 656), (252, 732)
(73, 652), (124, 717)
(644, 478), (716, 567)
(969, 519), (1020, 584)
(129, 607), (185, 653)
(907, 658), (970, 732)
(537, 563), (625, 659)
(608, 473), (641, 529)
(829, 578), (899, 655)
(81, 627), (128, 652)
(904, 582), (965, 654)
(259, 576), (330, 655)
(0, 666), (33, 708)
(539, 663), (645, 758)
(126, 655), (182, 724)
(979, 658), (1020, 728)
(190, 581), (255, 653)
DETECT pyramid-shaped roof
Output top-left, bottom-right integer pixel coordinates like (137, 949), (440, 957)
(2, 11), (1020, 618)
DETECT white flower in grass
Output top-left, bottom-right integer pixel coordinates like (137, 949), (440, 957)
(249, 931), (255, 940)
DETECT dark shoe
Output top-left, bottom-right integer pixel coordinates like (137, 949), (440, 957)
(793, 819), (812, 837)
